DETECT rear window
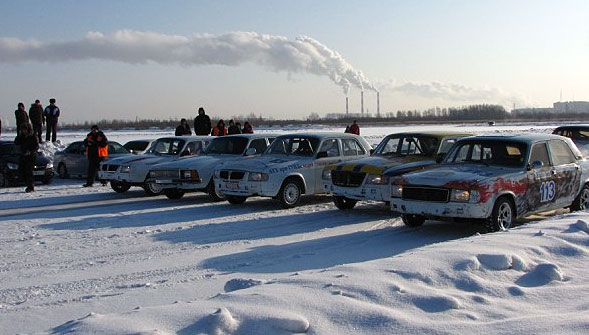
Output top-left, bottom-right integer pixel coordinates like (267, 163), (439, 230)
(124, 141), (150, 152)
(444, 140), (527, 167)
(373, 135), (439, 157)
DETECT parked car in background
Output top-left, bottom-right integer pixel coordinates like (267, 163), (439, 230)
(323, 132), (472, 210)
(124, 139), (156, 155)
(54, 141), (130, 179)
(553, 124), (589, 155)
(0, 140), (54, 186)
(215, 133), (372, 208)
(389, 134), (589, 232)
(148, 134), (276, 200)
(99, 136), (211, 195)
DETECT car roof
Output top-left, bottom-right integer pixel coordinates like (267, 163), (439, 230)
(458, 133), (566, 143)
(125, 139), (155, 143)
(553, 124), (589, 130)
(156, 136), (212, 141)
(383, 131), (474, 138)
(275, 132), (363, 139)
(216, 134), (278, 140)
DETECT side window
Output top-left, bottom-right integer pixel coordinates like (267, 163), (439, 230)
(529, 143), (551, 167)
(318, 139), (340, 157)
(248, 139), (268, 155)
(268, 137), (276, 144)
(549, 140), (576, 165)
(342, 139), (366, 156)
(453, 144), (470, 162)
(439, 138), (457, 154)
(183, 142), (198, 156)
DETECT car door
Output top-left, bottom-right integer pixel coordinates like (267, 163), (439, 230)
(314, 138), (342, 192)
(526, 142), (557, 212)
(547, 139), (582, 207)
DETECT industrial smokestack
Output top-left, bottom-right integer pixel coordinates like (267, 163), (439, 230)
(346, 97), (349, 114)
(377, 91), (380, 117)
(361, 91), (364, 116)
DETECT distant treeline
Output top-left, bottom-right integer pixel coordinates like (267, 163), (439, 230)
(22, 104), (589, 131)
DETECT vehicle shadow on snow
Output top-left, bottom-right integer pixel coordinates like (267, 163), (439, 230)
(200, 221), (478, 273)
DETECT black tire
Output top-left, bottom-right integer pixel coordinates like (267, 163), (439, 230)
(485, 196), (515, 232)
(57, 163), (69, 179)
(401, 214), (425, 227)
(278, 178), (304, 208)
(227, 195), (247, 204)
(111, 181), (131, 193)
(333, 196), (357, 210)
(571, 184), (589, 212)
(143, 182), (163, 196)
(207, 179), (225, 202)
(164, 188), (185, 200)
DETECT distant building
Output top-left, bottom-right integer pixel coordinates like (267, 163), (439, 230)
(512, 107), (553, 115)
(553, 101), (589, 113)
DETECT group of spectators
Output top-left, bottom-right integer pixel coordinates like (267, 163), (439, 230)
(175, 107), (254, 137)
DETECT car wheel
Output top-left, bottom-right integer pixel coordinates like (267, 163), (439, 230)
(111, 180), (131, 193)
(207, 179), (225, 202)
(227, 195), (247, 204)
(144, 182), (163, 196)
(486, 196), (515, 232)
(58, 163), (69, 179)
(401, 214), (425, 227)
(164, 188), (185, 200)
(333, 196), (357, 210)
(571, 184), (589, 211)
(278, 178), (303, 208)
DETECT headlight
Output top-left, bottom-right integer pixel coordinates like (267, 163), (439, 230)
(181, 169), (200, 181)
(366, 174), (389, 185)
(121, 165), (131, 173)
(391, 184), (403, 197)
(46, 162), (53, 169)
(7, 162), (19, 170)
(248, 172), (269, 181)
(450, 189), (470, 202)
(322, 170), (332, 180)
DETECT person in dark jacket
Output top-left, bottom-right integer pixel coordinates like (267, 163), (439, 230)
(175, 118), (192, 136)
(83, 125), (108, 187)
(227, 119), (241, 135)
(193, 107), (212, 136)
(14, 123), (39, 192)
(44, 98), (60, 142)
(242, 121), (254, 134)
(29, 99), (44, 143)
(15, 102), (30, 132)
(211, 119), (227, 136)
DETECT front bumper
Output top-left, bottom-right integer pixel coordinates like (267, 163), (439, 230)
(3, 167), (53, 185)
(216, 178), (272, 197)
(152, 178), (206, 190)
(324, 183), (390, 202)
(390, 198), (490, 219)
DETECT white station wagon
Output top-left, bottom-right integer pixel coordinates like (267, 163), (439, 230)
(147, 134), (276, 200)
(98, 136), (211, 195)
(214, 133), (372, 208)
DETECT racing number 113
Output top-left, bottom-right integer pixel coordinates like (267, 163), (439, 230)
(540, 180), (556, 202)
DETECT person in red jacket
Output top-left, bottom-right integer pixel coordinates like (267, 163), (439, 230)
(211, 119), (227, 136)
(349, 120), (360, 135)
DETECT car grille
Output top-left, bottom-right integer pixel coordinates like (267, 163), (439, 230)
(402, 186), (449, 203)
(219, 170), (245, 180)
(101, 164), (119, 172)
(331, 170), (365, 187)
(153, 170), (180, 179)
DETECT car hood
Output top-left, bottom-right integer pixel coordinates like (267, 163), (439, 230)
(105, 154), (174, 166)
(327, 156), (433, 175)
(219, 155), (312, 172)
(151, 155), (231, 170)
(392, 164), (519, 188)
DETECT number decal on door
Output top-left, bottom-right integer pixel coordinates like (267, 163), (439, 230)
(540, 181), (556, 202)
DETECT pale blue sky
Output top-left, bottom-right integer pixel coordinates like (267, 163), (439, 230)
(1, 0), (588, 124)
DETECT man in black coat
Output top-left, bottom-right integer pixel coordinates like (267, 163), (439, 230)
(15, 102), (30, 132)
(227, 119), (241, 135)
(44, 98), (60, 142)
(14, 123), (39, 192)
(83, 125), (108, 187)
(175, 118), (192, 136)
(29, 99), (44, 143)
(193, 107), (211, 135)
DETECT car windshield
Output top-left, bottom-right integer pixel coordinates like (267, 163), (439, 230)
(145, 138), (186, 155)
(205, 137), (249, 155)
(109, 142), (130, 154)
(266, 137), (319, 156)
(554, 128), (589, 141)
(0, 143), (20, 155)
(373, 135), (439, 157)
(443, 140), (527, 167)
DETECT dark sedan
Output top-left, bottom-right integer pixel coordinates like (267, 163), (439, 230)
(0, 141), (54, 186)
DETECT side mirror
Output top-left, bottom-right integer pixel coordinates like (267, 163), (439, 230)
(245, 147), (257, 156)
(436, 153), (446, 163)
(528, 160), (544, 170)
(316, 151), (328, 159)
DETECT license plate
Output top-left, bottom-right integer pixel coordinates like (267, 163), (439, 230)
(33, 170), (45, 176)
(156, 179), (172, 184)
(225, 182), (239, 190)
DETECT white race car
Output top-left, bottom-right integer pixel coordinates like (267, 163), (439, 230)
(98, 136), (211, 195)
(215, 133), (372, 208)
(148, 134), (276, 200)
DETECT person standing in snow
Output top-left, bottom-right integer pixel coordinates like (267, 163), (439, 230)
(15, 102), (30, 132)
(193, 107), (212, 136)
(83, 125), (108, 187)
(14, 123), (39, 193)
(211, 119), (227, 136)
(29, 99), (44, 143)
(349, 120), (360, 135)
(175, 118), (192, 136)
(242, 121), (254, 134)
(227, 119), (241, 135)
(44, 98), (60, 142)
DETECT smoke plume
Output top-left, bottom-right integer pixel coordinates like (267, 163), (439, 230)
(0, 30), (376, 96)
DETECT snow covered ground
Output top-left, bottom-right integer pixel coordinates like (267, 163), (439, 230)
(1, 122), (588, 334)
